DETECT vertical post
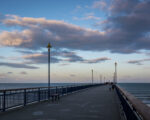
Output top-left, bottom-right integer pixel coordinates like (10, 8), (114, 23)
(24, 89), (26, 106)
(99, 74), (102, 84)
(38, 88), (40, 102)
(115, 62), (117, 84)
(48, 47), (50, 99)
(92, 69), (93, 84)
(47, 43), (52, 99)
(61, 86), (63, 95)
(66, 86), (68, 95)
(56, 86), (58, 94)
(113, 72), (115, 84)
(3, 91), (6, 112)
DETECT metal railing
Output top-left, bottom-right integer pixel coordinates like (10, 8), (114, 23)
(116, 85), (150, 120)
(0, 84), (102, 112)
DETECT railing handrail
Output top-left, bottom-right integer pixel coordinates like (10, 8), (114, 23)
(0, 83), (102, 112)
(116, 85), (150, 120)
(0, 84), (91, 92)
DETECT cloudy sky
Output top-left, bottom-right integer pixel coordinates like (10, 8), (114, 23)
(0, 0), (150, 83)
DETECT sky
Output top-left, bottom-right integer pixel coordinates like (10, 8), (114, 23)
(0, 0), (150, 83)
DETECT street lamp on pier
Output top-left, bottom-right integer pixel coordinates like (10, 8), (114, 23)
(47, 43), (52, 99)
(92, 69), (93, 84)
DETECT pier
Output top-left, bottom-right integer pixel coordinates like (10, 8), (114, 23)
(0, 84), (150, 120)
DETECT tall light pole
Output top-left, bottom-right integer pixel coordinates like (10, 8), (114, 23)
(92, 69), (93, 84)
(101, 75), (103, 83)
(47, 43), (52, 99)
(99, 74), (102, 83)
(115, 62), (117, 84)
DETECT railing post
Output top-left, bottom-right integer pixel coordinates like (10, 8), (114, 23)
(3, 91), (6, 112)
(56, 86), (57, 94)
(24, 89), (26, 106)
(38, 88), (40, 102)
(61, 86), (63, 95)
(66, 86), (68, 95)
(48, 87), (51, 100)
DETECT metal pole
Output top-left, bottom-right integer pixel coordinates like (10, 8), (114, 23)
(48, 48), (50, 98)
(47, 43), (52, 99)
(92, 69), (93, 84)
(115, 62), (117, 84)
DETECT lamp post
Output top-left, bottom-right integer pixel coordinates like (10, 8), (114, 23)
(115, 62), (117, 84)
(47, 43), (52, 99)
(92, 69), (93, 84)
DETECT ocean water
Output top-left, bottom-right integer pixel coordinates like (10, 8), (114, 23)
(0, 83), (77, 90)
(118, 83), (150, 107)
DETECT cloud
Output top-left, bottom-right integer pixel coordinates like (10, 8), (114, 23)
(62, 51), (84, 62)
(7, 72), (13, 74)
(83, 57), (111, 63)
(21, 50), (111, 64)
(0, 73), (6, 78)
(1, 1), (150, 55)
(23, 53), (61, 64)
(0, 16), (105, 50)
(127, 58), (150, 65)
(0, 56), (5, 59)
(0, 62), (39, 69)
(73, 13), (101, 21)
(92, 1), (107, 10)
(70, 74), (76, 77)
(93, 0), (150, 53)
(59, 63), (70, 66)
(20, 71), (27, 75)
(128, 60), (143, 65)
(109, 0), (139, 14)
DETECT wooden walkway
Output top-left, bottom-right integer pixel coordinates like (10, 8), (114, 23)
(0, 85), (123, 120)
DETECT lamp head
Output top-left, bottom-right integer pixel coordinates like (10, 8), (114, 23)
(47, 43), (52, 48)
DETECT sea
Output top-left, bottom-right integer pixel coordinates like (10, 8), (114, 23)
(0, 83), (77, 90)
(118, 83), (150, 107)
(0, 83), (149, 107)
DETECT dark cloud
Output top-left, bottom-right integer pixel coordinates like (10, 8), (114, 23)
(110, 0), (139, 15)
(23, 52), (61, 64)
(99, 0), (150, 53)
(62, 51), (84, 62)
(7, 72), (13, 74)
(128, 60), (143, 65)
(22, 50), (111, 64)
(0, 62), (39, 69)
(127, 58), (150, 65)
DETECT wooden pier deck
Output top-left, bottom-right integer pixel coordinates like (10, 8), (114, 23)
(0, 85), (123, 120)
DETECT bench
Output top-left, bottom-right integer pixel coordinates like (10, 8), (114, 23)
(51, 94), (60, 101)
